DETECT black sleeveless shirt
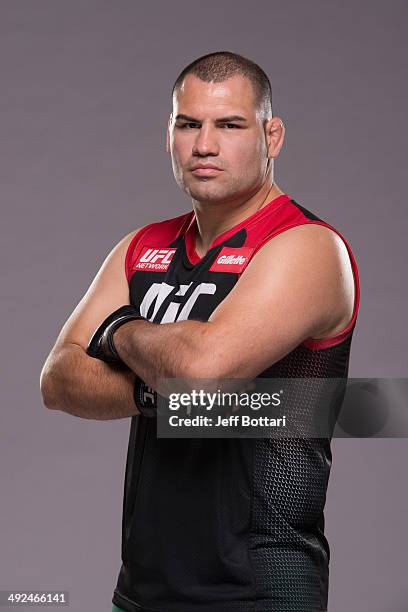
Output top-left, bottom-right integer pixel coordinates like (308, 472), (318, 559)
(112, 194), (361, 612)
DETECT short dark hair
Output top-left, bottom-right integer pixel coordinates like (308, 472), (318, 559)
(172, 51), (273, 119)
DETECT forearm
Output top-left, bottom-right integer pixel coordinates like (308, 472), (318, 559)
(114, 318), (214, 390)
(40, 343), (138, 420)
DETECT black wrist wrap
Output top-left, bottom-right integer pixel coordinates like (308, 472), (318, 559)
(86, 305), (146, 364)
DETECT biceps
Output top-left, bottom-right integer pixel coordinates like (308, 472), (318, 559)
(208, 271), (321, 377)
(53, 231), (138, 350)
(207, 229), (345, 377)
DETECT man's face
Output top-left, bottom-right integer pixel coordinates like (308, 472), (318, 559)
(167, 73), (270, 205)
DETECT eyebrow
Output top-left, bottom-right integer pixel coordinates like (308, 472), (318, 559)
(175, 114), (248, 123)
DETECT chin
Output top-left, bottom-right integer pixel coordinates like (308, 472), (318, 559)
(185, 182), (235, 204)
(189, 191), (229, 204)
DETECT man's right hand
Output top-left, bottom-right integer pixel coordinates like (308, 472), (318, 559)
(86, 305), (146, 365)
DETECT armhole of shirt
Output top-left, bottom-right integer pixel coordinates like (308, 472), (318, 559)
(125, 226), (150, 284)
(251, 220), (361, 351)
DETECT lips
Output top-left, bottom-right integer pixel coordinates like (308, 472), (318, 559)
(191, 164), (222, 170)
(191, 165), (223, 176)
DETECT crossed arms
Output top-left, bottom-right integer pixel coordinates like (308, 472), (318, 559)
(40, 223), (354, 419)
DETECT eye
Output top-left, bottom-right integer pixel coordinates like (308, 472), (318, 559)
(178, 122), (200, 129)
(221, 123), (240, 129)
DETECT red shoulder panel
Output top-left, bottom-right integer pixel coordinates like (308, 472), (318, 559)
(245, 201), (360, 350)
(125, 211), (192, 282)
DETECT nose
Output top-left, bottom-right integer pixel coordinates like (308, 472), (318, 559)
(192, 123), (220, 157)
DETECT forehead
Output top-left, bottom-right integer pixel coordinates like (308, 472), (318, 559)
(173, 73), (258, 116)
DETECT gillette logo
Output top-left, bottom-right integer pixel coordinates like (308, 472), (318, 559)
(217, 254), (247, 265)
(209, 246), (254, 273)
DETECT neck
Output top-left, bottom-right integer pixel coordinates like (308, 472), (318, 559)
(192, 180), (286, 258)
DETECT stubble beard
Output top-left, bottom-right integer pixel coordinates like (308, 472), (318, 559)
(182, 173), (251, 206)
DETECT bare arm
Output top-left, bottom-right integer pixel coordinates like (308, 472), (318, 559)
(40, 227), (144, 420)
(112, 317), (212, 391)
(41, 343), (136, 420)
(113, 224), (355, 384)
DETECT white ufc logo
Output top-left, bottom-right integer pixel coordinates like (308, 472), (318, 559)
(139, 248), (175, 265)
(140, 282), (216, 323)
(142, 386), (156, 404)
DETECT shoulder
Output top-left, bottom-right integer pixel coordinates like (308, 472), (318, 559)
(122, 210), (193, 280)
(246, 222), (355, 337)
(253, 222), (351, 269)
(125, 209), (193, 246)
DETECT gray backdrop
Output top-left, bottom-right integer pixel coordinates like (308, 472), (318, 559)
(1, 1), (407, 610)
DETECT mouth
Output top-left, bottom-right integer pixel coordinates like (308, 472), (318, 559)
(190, 167), (223, 177)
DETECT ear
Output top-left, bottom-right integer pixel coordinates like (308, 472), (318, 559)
(265, 116), (285, 160)
(166, 114), (172, 153)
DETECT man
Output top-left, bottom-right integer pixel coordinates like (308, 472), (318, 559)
(40, 51), (360, 612)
